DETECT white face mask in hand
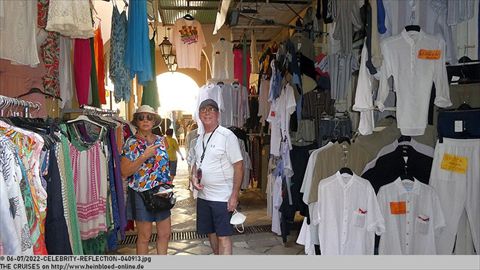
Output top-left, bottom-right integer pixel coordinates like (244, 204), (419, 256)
(230, 209), (246, 233)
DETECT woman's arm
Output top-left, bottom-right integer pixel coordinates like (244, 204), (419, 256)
(120, 144), (161, 178)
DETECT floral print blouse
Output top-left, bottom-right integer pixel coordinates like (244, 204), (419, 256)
(122, 135), (170, 192)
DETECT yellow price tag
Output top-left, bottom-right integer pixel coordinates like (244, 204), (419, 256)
(441, 153), (468, 174)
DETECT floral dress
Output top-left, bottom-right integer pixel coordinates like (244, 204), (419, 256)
(122, 135), (171, 192)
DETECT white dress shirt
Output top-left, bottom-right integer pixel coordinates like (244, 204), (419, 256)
(314, 172), (385, 255)
(376, 30), (452, 136)
(377, 178), (446, 254)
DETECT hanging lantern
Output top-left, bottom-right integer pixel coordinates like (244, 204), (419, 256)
(159, 36), (172, 60)
(167, 54), (176, 67)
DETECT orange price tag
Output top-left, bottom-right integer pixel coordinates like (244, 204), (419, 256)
(418, 49), (441, 60)
(390, 201), (407, 215)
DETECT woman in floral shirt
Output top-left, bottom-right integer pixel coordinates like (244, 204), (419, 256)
(121, 105), (171, 255)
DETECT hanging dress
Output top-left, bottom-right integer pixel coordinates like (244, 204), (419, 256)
(74, 39), (92, 106)
(94, 26), (107, 104)
(109, 7), (131, 102)
(141, 37), (160, 110)
(124, 0), (152, 85)
(69, 138), (108, 240)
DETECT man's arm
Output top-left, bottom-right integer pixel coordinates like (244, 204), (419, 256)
(228, 161), (243, 212)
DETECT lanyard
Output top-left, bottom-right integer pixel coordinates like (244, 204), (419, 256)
(200, 125), (218, 166)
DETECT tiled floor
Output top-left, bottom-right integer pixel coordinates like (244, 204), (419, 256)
(115, 148), (304, 255)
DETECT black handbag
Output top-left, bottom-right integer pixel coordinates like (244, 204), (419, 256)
(137, 185), (175, 212)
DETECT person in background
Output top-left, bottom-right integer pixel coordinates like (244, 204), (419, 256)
(165, 128), (184, 181)
(191, 99), (243, 255)
(178, 125), (185, 146)
(120, 105), (172, 255)
(185, 123), (199, 188)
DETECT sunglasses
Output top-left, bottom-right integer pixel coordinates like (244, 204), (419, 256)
(136, 114), (154, 121)
(199, 107), (218, 113)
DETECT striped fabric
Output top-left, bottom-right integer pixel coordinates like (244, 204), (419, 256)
(70, 142), (108, 240)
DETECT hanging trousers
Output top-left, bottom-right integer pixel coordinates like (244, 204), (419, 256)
(429, 138), (480, 254)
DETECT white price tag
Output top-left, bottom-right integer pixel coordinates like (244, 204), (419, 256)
(454, 120), (463, 133)
(297, 42), (302, 50)
(451, 76), (460, 82)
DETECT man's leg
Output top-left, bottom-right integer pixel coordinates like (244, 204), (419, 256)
(208, 233), (219, 254)
(210, 201), (233, 255)
(217, 236), (232, 255)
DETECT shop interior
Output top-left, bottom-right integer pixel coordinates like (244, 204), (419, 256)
(0, 0), (479, 256)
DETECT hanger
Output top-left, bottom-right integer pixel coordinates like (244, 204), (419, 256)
(398, 135), (411, 143)
(67, 115), (106, 135)
(339, 167), (353, 175)
(183, 13), (194, 20)
(217, 81), (224, 86)
(16, 88), (63, 101)
(405, 25), (420, 32)
(220, 37), (225, 41)
(339, 142), (353, 175)
(337, 136), (351, 145)
(457, 102), (472, 110)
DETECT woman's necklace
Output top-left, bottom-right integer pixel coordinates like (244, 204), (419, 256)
(138, 132), (155, 144)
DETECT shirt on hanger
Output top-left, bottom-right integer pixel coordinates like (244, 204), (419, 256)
(362, 138), (434, 174)
(377, 178), (446, 254)
(362, 144), (433, 193)
(313, 172), (385, 255)
(376, 30), (452, 136)
(267, 83), (296, 157)
(172, 18), (206, 70)
(212, 39), (234, 80)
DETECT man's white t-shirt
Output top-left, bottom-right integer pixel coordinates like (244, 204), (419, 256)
(194, 126), (243, 202)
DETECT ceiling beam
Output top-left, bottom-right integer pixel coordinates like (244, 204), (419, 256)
(234, 0), (310, 4)
(160, 6), (218, 11)
(231, 25), (284, 29)
(157, 0), (167, 25)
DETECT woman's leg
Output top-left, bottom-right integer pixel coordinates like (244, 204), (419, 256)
(155, 217), (171, 255)
(136, 221), (153, 255)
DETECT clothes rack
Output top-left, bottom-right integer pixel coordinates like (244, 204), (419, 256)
(62, 105), (119, 116)
(0, 95), (41, 117)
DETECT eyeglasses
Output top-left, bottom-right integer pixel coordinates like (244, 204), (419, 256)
(136, 114), (154, 121)
(199, 107), (218, 113)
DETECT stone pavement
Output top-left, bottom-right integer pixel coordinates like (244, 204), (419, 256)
(115, 147), (306, 255)
(115, 232), (304, 255)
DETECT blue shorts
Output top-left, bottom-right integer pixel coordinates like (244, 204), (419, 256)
(196, 198), (233, 236)
(169, 160), (177, 176)
(126, 187), (171, 222)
